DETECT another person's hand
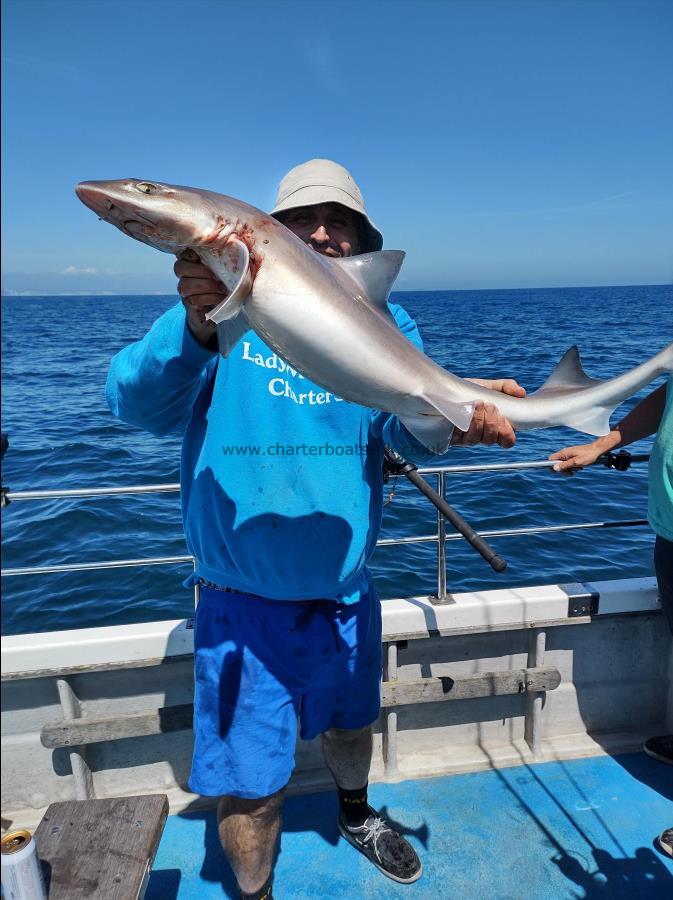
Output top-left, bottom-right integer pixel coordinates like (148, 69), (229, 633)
(174, 250), (228, 347)
(450, 377), (526, 448)
(468, 377), (527, 399)
(550, 384), (666, 475)
(549, 439), (607, 475)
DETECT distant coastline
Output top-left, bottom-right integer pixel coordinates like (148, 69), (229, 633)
(2, 282), (672, 299)
(0, 291), (177, 298)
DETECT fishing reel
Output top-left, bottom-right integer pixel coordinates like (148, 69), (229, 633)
(383, 446), (413, 480)
(600, 449), (633, 472)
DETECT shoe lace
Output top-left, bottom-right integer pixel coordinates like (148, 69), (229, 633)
(361, 816), (389, 846)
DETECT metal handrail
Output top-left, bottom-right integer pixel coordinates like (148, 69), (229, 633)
(1, 456), (651, 598)
(2, 555), (194, 577)
(4, 483), (181, 502)
(1, 520), (649, 578)
(3, 456), (649, 503)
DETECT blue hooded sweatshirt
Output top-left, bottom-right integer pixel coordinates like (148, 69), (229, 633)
(106, 302), (435, 604)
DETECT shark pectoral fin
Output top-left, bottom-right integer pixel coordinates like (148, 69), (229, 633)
(333, 251), (406, 316)
(400, 396), (476, 453)
(531, 345), (603, 396)
(215, 316), (250, 359)
(423, 394), (475, 433)
(399, 414), (456, 454)
(204, 237), (253, 324)
(558, 406), (614, 437)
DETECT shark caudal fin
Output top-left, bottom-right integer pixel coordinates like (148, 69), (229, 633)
(531, 346), (612, 436)
(400, 395), (475, 452)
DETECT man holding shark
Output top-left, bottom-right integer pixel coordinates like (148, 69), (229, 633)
(107, 159), (526, 898)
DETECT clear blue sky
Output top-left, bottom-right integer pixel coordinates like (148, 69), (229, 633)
(2, 0), (672, 294)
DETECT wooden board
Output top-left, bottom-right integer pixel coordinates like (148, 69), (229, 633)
(1, 653), (193, 682)
(40, 666), (561, 751)
(381, 666), (561, 707)
(41, 704), (194, 749)
(33, 795), (168, 899)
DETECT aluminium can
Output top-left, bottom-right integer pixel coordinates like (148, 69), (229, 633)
(1, 830), (47, 900)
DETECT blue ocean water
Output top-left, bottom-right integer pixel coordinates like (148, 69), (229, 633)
(1, 285), (671, 636)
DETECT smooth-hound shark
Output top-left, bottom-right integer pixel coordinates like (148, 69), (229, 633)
(76, 179), (673, 451)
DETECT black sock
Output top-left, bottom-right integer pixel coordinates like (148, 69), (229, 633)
(239, 876), (273, 900)
(338, 784), (371, 827)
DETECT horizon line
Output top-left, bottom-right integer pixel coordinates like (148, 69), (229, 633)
(2, 281), (672, 299)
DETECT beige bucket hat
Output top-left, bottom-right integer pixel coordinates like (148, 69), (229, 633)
(271, 158), (383, 252)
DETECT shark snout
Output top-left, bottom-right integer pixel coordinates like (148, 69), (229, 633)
(75, 180), (158, 231)
(75, 181), (110, 216)
(75, 181), (136, 222)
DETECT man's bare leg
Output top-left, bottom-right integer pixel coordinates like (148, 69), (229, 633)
(217, 787), (285, 895)
(322, 724), (422, 883)
(321, 724), (373, 788)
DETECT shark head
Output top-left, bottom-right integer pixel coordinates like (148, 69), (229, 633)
(75, 179), (238, 254)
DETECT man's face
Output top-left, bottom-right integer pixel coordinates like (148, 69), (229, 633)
(277, 202), (362, 257)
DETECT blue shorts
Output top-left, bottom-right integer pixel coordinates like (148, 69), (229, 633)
(188, 582), (382, 799)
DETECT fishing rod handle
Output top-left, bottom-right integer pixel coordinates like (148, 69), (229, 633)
(403, 468), (507, 573)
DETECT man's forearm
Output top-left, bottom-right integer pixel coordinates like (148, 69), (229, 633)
(106, 303), (217, 436)
(599, 383), (667, 452)
(187, 317), (219, 351)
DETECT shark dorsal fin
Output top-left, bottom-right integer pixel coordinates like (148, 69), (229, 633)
(532, 346), (603, 396)
(334, 250), (405, 312)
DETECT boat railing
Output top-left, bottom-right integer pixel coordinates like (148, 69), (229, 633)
(1, 452), (651, 604)
(0, 451), (660, 801)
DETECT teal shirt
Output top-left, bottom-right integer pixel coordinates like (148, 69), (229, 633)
(648, 375), (673, 541)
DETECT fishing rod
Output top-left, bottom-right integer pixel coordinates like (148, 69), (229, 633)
(382, 447), (649, 574)
(383, 447), (508, 573)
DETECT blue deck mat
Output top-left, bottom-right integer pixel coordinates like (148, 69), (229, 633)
(147, 752), (673, 899)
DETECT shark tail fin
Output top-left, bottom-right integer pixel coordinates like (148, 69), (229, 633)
(550, 340), (673, 435)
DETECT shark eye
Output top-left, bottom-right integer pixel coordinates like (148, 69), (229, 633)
(136, 182), (158, 194)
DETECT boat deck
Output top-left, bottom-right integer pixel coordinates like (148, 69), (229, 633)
(146, 752), (673, 899)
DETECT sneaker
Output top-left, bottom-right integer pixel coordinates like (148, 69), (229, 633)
(338, 809), (422, 884)
(656, 828), (673, 858)
(643, 735), (673, 765)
